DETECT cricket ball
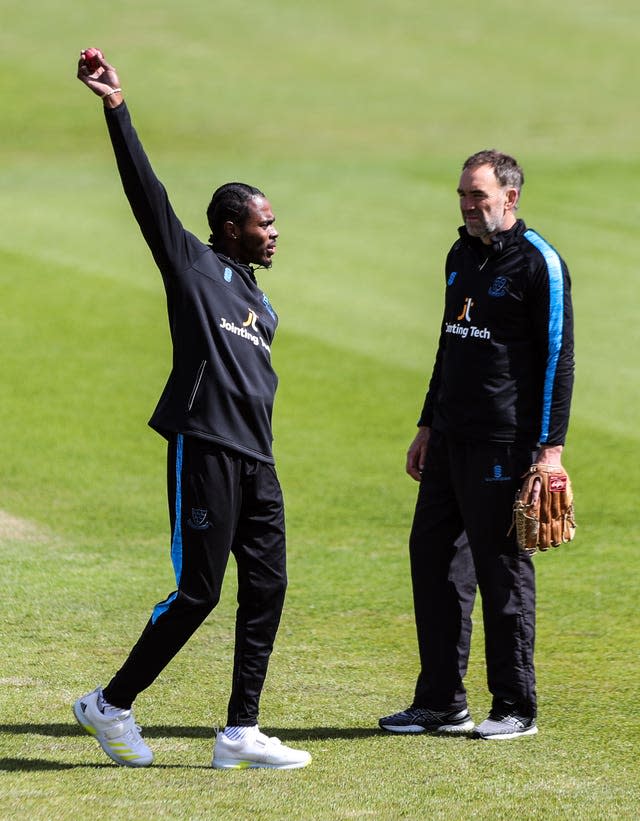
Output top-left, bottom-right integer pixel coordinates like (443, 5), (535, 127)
(84, 48), (103, 71)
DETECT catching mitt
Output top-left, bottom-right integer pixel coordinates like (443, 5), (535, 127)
(511, 464), (576, 555)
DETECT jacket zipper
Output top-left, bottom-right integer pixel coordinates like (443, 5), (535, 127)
(187, 360), (207, 411)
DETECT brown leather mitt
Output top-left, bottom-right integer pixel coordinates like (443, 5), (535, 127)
(511, 464), (576, 555)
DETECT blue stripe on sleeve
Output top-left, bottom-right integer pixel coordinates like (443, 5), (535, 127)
(151, 433), (184, 624)
(524, 230), (564, 443)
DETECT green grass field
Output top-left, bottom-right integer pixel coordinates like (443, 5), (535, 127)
(1, 1), (639, 818)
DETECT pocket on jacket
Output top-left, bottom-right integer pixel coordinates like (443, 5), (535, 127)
(187, 360), (207, 412)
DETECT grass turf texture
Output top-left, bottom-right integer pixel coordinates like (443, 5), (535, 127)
(1, 0), (639, 818)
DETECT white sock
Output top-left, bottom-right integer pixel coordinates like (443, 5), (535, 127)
(97, 689), (129, 717)
(224, 725), (256, 741)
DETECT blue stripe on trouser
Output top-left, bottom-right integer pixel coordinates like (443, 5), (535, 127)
(524, 229), (564, 443)
(151, 433), (184, 624)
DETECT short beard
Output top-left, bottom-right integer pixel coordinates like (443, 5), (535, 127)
(465, 215), (500, 239)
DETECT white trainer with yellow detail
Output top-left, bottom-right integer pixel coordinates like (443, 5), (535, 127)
(73, 687), (153, 767)
(212, 725), (311, 770)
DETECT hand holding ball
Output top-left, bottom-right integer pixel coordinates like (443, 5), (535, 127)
(77, 47), (121, 100)
(84, 48), (103, 72)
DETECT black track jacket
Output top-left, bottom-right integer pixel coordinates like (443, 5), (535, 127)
(419, 220), (574, 447)
(105, 103), (278, 463)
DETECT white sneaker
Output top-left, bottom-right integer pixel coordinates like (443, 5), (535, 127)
(212, 726), (311, 770)
(473, 711), (538, 740)
(73, 687), (153, 767)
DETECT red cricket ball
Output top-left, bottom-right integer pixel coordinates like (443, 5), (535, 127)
(84, 48), (103, 71)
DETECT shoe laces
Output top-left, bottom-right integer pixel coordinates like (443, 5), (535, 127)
(412, 706), (447, 721)
(490, 712), (524, 726)
(256, 730), (281, 747)
(121, 722), (144, 740)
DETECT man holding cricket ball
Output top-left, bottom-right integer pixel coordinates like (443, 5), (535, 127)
(73, 47), (311, 771)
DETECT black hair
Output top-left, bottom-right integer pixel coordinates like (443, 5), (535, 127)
(206, 182), (265, 247)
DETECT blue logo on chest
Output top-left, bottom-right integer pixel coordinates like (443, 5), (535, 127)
(262, 294), (276, 319)
(448, 271), (458, 286)
(488, 276), (508, 297)
(224, 267), (233, 282)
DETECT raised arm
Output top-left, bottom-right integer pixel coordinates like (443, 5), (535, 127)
(76, 49), (203, 279)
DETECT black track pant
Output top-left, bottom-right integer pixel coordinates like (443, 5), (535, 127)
(103, 434), (287, 725)
(409, 430), (537, 717)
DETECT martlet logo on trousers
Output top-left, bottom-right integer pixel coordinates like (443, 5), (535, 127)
(445, 297), (491, 341)
(484, 464), (512, 483)
(188, 508), (211, 529)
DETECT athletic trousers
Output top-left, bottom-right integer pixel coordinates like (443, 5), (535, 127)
(103, 433), (288, 725)
(409, 430), (537, 717)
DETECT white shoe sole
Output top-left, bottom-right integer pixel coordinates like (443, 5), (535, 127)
(476, 725), (538, 740)
(212, 757), (311, 770)
(380, 720), (475, 734)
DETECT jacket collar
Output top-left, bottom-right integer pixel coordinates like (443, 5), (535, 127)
(458, 218), (527, 256)
(215, 252), (258, 284)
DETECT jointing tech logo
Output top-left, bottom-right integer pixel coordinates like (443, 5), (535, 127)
(445, 296), (491, 340)
(219, 308), (271, 351)
(457, 297), (474, 322)
(243, 309), (259, 333)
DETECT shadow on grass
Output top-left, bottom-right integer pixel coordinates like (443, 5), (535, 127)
(0, 757), (220, 771)
(0, 723), (382, 741)
(1, 726), (467, 771)
(1, 758), (112, 771)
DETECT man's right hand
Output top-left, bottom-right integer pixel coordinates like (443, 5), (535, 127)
(77, 49), (123, 106)
(406, 426), (431, 481)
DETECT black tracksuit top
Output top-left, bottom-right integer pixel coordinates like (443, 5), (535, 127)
(419, 220), (574, 447)
(105, 103), (278, 463)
